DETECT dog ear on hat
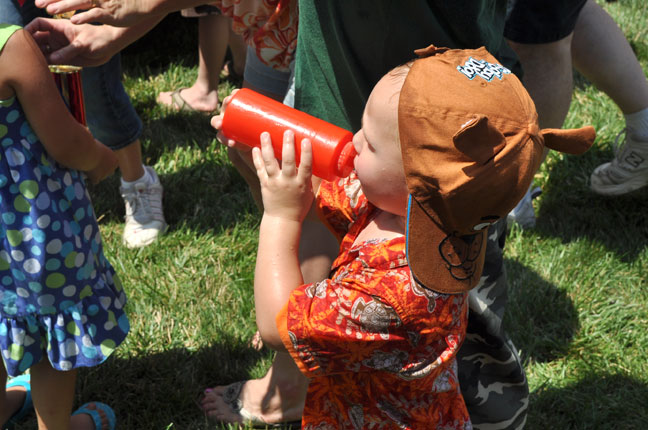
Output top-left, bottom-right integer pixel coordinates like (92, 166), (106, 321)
(414, 44), (450, 58)
(453, 115), (506, 165)
(541, 126), (596, 155)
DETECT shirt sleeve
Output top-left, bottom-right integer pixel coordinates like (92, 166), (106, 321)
(316, 173), (367, 243)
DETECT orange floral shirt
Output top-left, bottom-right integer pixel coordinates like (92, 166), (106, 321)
(213, 0), (297, 71)
(277, 174), (471, 430)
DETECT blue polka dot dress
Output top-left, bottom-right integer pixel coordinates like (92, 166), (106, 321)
(0, 24), (129, 377)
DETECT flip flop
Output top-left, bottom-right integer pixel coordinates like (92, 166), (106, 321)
(161, 88), (218, 115)
(4, 374), (33, 429)
(220, 381), (302, 429)
(72, 402), (116, 430)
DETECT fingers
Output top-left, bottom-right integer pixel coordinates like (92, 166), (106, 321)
(281, 130), (297, 176)
(70, 8), (106, 25)
(297, 138), (313, 181)
(42, 0), (90, 17)
(24, 17), (58, 34)
(259, 132), (279, 176)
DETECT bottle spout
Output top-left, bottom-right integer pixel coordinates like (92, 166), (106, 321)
(336, 141), (357, 178)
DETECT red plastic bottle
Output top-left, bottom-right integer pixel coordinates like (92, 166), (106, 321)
(221, 88), (357, 181)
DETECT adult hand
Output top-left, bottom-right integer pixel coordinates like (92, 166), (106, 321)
(34, 0), (158, 27)
(211, 90), (257, 164)
(25, 18), (119, 66)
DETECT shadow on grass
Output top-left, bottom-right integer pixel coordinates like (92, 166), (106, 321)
(16, 339), (274, 430)
(533, 143), (648, 263)
(504, 259), (579, 363)
(526, 373), (648, 429)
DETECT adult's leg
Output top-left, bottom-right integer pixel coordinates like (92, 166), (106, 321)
(572, 0), (648, 115)
(507, 35), (574, 130)
(227, 25), (247, 78)
(577, 0), (648, 195)
(158, 12), (231, 113)
(458, 220), (529, 430)
(83, 54), (167, 248)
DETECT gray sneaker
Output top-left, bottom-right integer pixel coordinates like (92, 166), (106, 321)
(121, 166), (167, 248)
(507, 185), (542, 230)
(590, 129), (648, 196)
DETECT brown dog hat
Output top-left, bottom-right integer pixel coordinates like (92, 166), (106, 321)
(400, 45), (595, 294)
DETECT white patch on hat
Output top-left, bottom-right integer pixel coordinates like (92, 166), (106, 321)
(457, 57), (511, 82)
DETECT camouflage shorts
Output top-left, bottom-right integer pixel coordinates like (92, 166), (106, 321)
(458, 219), (528, 430)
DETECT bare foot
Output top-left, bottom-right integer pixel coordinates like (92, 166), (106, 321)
(157, 87), (220, 113)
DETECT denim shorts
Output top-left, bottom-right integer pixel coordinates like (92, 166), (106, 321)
(243, 46), (292, 98)
(0, 0), (143, 150)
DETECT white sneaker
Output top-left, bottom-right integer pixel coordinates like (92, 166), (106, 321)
(590, 129), (648, 196)
(121, 166), (167, 248)
(507, 186), (542, 230)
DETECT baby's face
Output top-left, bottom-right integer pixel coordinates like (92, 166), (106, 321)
(352, 71), (409, 216)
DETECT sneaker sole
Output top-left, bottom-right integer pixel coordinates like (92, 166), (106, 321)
(590, 175), (648, 196)
(123, 223), (168, 248)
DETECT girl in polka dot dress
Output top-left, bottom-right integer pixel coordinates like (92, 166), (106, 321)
(0, 24), (129, 428)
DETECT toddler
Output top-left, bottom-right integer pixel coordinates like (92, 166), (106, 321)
(0, 24), (127, 430)
(212, 45), (595, 429)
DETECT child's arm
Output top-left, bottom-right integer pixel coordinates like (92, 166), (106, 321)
(252, 129), (314, 350)
(0, 29), (117, 182)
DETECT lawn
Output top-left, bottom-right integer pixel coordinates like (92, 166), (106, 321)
(15, 0), (648, 428)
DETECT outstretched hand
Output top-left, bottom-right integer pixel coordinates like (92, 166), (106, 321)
(25, 18), (117, 66)
(252, 130), (314, 222)
(34, 0), (158, 27)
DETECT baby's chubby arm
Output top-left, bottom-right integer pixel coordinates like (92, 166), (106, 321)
(252, 130), (314, 350)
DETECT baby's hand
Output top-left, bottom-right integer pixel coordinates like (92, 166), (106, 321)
(252, 130), (314, 222)
(85, 141), (118, 184)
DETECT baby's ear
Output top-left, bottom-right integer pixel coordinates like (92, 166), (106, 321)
(453, 115), (506, 165)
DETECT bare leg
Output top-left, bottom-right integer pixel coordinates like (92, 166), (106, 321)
(507, 34), (575, 129)
(30, 359), (111, 430)
(30, 359), (76, 429)
(158, 14), (230, 113)
(0, 366), (27, 425)
(228, 27), (247, 77)
(115, 140), (145, 182)
(572, 0), (648, 115)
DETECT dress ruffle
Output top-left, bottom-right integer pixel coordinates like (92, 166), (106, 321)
(0, 274), (129, 377)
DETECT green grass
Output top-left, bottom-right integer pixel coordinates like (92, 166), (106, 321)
(16, 1), (648, 428)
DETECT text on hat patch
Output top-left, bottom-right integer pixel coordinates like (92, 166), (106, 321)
(457, 57), (511, 82)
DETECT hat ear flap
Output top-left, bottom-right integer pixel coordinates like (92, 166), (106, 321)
(541, 126), (596, 155)
(453, 115), (506, 165)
